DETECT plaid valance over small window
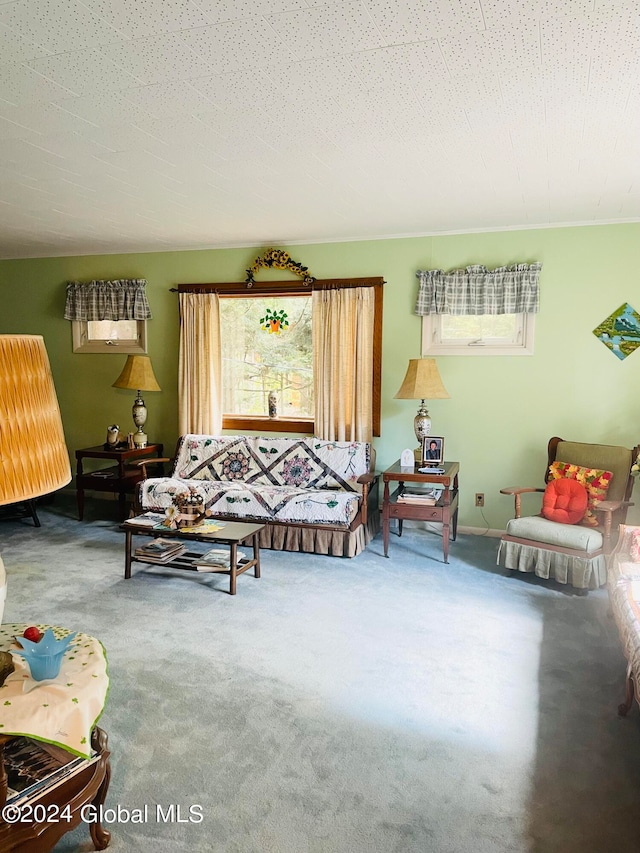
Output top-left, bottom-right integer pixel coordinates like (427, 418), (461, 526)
(64, 279), (151, 321)
(415, 263), (541, 316)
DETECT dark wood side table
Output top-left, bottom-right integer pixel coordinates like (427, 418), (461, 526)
(382, 461), (460, 563)
(75, 444), (163, 521)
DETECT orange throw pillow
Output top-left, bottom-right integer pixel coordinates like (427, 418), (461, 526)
(548, 461), (613, 527)
(542, 478), (588, 524)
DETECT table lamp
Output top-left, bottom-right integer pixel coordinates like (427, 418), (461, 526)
(394, 358), (450, 443)
(0, 335), (72, 526)
(112, 355), (161, 448)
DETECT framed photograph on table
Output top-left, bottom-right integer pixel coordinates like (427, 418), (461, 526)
(422, 436), (444, 465)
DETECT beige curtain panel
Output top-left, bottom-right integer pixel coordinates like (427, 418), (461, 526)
(178, 293), (222, 436)
(312, 287), (374, 443)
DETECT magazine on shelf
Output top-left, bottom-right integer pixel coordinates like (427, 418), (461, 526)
(135, 544), (186, 563)
(4, 737), (99, 805)
(135, 537), (183, 556)
(397, 487), (443, 505)
(195, 548), (246, 571)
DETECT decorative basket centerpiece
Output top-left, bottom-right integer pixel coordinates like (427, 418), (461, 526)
(163, 487), (208, 529)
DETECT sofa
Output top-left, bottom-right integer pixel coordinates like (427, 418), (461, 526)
(136, 435), (379, 557)
(607, 524), (640, 716)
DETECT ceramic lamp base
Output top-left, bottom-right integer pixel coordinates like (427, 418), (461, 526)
(133, 431), (148, 448)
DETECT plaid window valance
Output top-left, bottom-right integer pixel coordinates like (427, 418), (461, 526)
(415, 263), (541, 316)
(64, 279), (151, 321)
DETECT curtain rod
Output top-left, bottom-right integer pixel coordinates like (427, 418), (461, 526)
(169, 277), (385, 294)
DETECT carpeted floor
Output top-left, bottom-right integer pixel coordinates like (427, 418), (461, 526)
(2, 497), (640, 853)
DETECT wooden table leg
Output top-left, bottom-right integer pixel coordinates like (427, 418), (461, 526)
(442, 487), (451, 564)
(253, 533), (261, 578)
(442, 520), (450, 563)
(229, 542), (237, 595)
(124, 529), (132, 579)
(383, 479), (390, 557)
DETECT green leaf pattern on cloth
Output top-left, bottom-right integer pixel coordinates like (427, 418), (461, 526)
(0, 624), (109, 759)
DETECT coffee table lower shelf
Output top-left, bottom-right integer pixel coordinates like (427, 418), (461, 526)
(121, 520), (265, 595)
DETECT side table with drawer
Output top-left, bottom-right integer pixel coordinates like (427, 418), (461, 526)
(382, 460), (459, 563)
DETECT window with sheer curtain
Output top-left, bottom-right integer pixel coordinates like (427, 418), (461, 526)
(177, 278), (383, 442)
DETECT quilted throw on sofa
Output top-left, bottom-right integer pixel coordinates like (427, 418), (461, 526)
(140, 436), (370, 527)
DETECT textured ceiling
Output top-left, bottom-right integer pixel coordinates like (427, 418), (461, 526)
(0, 0), (638, 259)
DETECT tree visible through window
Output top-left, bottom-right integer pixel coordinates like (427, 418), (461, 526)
(220, 296), (313, 419)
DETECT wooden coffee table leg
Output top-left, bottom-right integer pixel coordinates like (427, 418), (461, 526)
(253, 533), (261, 578)
(124, 529), (132, 579)
(229, 542), (237, 595)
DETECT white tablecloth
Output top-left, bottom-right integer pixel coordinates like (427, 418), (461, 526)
(0, 624), (109, 758)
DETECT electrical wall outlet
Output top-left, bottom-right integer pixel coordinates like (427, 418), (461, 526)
(475, 493), (485, 507)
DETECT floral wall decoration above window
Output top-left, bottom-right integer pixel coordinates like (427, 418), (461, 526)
(245, 248), (316, 287)
(260, 308), (289, 335)
(593, 303), (640, 361)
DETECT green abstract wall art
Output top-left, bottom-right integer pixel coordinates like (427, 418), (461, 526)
(593, 303), (640, 360)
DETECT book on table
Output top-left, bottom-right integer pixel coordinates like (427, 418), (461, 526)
(397, 487), (443, 506)
(4, 737), (99, 805)
(134, 538), (186, 561)
(195, 548), (246, 571)
(124, 512), (166, 527)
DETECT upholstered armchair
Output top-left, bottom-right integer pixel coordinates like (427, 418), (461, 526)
(498, 437), (639, 591)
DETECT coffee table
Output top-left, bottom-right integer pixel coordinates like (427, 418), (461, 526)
(121, 517), (265, 595)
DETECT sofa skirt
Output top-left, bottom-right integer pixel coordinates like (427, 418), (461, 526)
(497, 539), (607, 590)
(258, 511), (379, 558)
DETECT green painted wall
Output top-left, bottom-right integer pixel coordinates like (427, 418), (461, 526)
(1, 222), (639, 529)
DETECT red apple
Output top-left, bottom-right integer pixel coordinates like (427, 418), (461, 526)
(23, 626), (41, 643)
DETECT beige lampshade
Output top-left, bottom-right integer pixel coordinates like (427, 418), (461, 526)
(394, 358), (450, 400)
(112, 355), (161, 392)
(0, 335), (71, 505)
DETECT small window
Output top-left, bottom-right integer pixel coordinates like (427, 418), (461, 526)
(422, 313), (535, 356)
(72, 319), (147, 354)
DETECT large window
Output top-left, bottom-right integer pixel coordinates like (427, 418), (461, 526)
(220, 296), (313, 419)
(177, 276), (384, 436)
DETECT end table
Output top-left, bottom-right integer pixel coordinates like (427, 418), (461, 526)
(382, 460), (459, 563)
(75, 444), (164, 521)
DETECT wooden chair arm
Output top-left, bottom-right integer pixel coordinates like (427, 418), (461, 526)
(596, 500), (634, 513)
(130, 457), (172, 479)
(595, 500), (635, 541)
(356, 474), (378, 526)
(357, 473), (375, 485)
(500, 487), (544, 519)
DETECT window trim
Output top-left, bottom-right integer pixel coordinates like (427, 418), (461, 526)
(176, 277), (384, 435)
(421, 312), (535, 356)
(71, 319), (147, 354)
